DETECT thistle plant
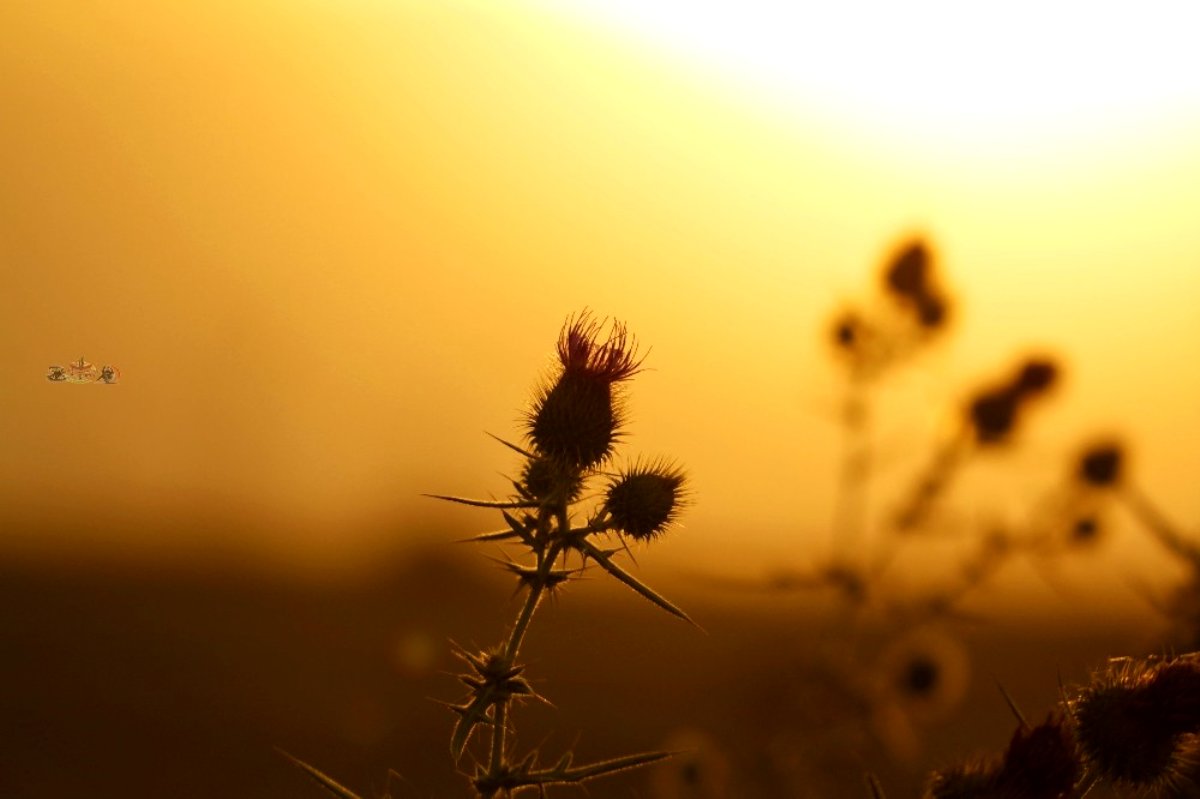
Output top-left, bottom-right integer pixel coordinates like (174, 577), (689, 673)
(916, 652), (1200, 799)
(428, 311), (692, 797)
(287, 312), (691, 798)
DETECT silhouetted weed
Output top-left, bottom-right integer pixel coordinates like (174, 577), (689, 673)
(288, 312), (692, 798)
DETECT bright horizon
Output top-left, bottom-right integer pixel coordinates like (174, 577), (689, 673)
(2, 1), (1199, 618)
(553, 1), (1200, 154)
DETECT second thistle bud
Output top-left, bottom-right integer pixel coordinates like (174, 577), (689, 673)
(603, 461), (688, 541)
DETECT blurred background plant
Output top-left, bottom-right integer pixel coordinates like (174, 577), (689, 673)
(688, 237), (1200, 797)
(5, 2), (1200, 798)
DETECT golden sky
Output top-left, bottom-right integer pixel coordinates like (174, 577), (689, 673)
(2, 0), (1198, 607)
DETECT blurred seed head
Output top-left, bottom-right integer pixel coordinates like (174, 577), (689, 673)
(968, 389), (1021, 445)
(916, 292), (950, 330)
(884, 239), (933, 301)
(603, 459), (689, 541)
(831, 309), (867, 352)
(1013, 358), (1059, 397)
(966, 357), (1061, 445)
(1070, 515), (1101, 546)
(1077, 441), (1125, 488)
(878, 630), (970, 724)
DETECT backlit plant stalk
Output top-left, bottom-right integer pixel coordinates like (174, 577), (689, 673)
(428, 311), (693, 798)
(286, 312), (691, 799)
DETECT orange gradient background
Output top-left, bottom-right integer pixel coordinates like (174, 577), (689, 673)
(3, 0), (1200, 615)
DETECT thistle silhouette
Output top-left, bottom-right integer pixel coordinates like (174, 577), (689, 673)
(429, 311), (693, 797)
(286, 311), (692, 798)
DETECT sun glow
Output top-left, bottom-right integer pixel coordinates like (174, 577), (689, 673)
(554, 0), (1200, 153)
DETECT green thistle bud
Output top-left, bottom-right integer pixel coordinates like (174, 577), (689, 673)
(603, 460), (688, 541)
(527, 312), (642, 470)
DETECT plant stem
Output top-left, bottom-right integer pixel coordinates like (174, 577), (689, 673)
(482, 500), (570, 790)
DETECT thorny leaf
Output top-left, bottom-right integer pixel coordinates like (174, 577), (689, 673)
(865, 773), (888, 799)
(471, 749), (674, 797)
(494, 557), (577, 590)
(448, 692), (496, 761)
(485, 432), (535, 458)
(458, 528), (525, 544)
(423, 493), (539, 510)
(446, 644), (545, 761)
(278, 750), (365, 799)
(575, 538), (696, 626)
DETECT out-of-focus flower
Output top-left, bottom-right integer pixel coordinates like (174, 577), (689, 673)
(650, 728), (731, 799)
(966, 357), (1060, 446)
(876, 629), (971, 725)
(1071, 654), (1200, 793)
(1076, 441), (1125, 488)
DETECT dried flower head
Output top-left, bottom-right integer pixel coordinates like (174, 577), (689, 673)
(1071, 655), (1200, 791)
(831, 309), (866, 352)
(1070, 515), (1101, 545)
(998, 715), (1080, 799)
(1078, 442), (1125, 488)
(879, 630), (970, 724)
(884, 239), (933, 301)
(968, 388), (1021, 445)
(527, 313), (645, 470)
(603, 460), (689, 541)
(916, 293), (950, 330)
(924, 715), (1079, 799)
(966, 357), (1060, 445)
(1013, 358), (1059, 396)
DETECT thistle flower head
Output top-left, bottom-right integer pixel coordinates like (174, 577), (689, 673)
(998, 715), (1080, 799)
(556, 310), (644, 384)
(924, 715), (1079, 799)
(1071, 655), (1200, 790)
(1070, 515), (1101, 545)
(527, 312), (644, 469)
(603, 459), (689, 541)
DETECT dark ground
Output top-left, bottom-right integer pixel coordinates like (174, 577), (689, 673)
(0, 541), (1146, 799)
